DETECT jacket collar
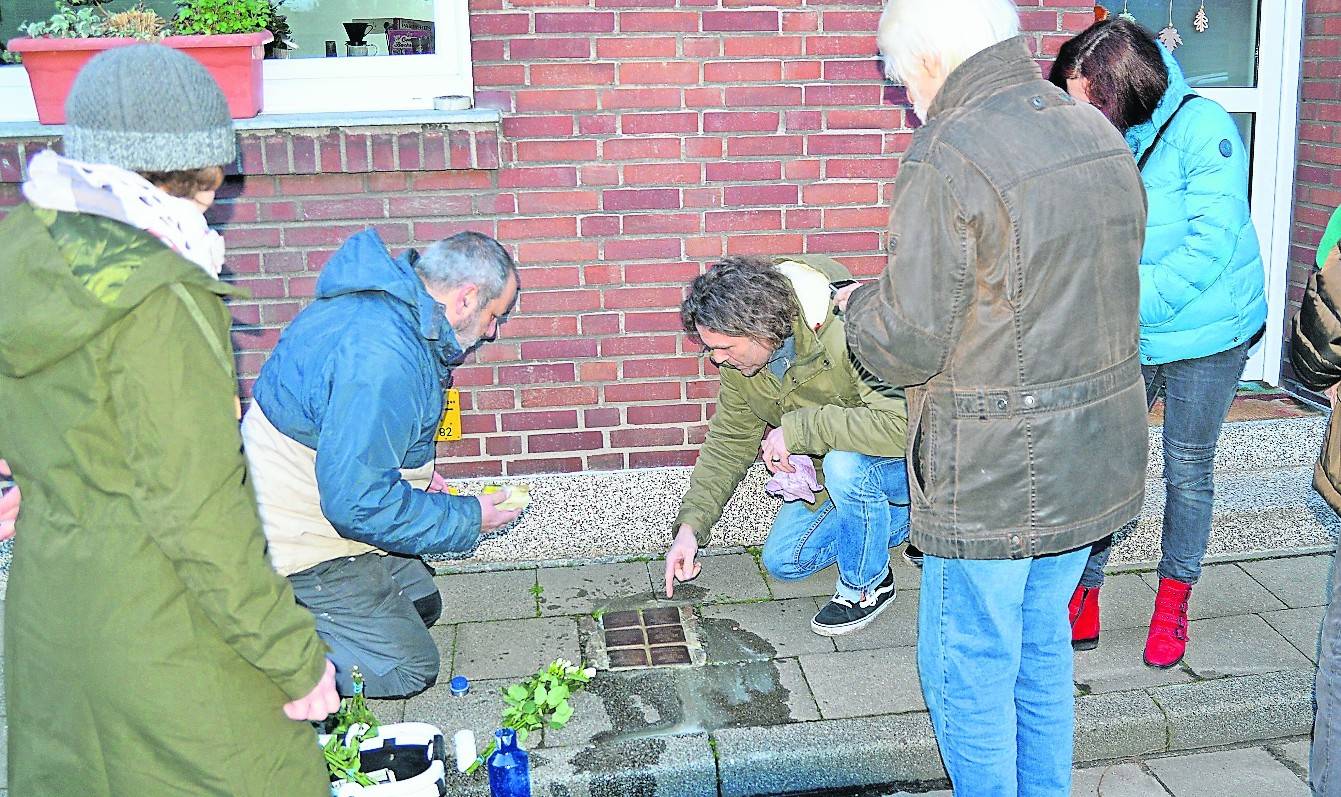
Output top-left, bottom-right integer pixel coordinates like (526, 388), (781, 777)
(926, 36), (1039, 121)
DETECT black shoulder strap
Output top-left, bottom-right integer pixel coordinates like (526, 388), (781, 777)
(1136, 94), (1201, 172)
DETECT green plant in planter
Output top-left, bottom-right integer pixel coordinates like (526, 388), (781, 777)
(103, 5), (168, 39)
(262, 0), (292, 57)
(173, 0), (269, 35)
(19, 0), (108, 38)
(467, 658), (596, 774)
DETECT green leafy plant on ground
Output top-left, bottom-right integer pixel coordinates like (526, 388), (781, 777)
(467, 658), (596, 774)
(172, 0), (269, 34)
(323, 667), (381, 787)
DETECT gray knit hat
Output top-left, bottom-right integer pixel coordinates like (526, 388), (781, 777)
(63, 44), (236, 172)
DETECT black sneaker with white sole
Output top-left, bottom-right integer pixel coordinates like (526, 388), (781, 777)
(810, 567), (896, 636)
(903, 543), (924, 569)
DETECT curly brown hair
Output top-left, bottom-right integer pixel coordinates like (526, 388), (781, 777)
(138, 165), (225, 199)
(681, 256), (799, 348)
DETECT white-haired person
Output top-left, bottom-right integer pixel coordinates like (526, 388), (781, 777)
(838, 0), (1150, 792)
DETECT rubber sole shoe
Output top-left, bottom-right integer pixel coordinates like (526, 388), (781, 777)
(902, 544), (924, 569)
(811, 567), (896, 637)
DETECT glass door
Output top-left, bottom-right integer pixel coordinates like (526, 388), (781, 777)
(1109, 0), (1303, 384)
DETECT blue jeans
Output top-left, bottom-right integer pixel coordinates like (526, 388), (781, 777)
(1079, 341), (1250, 588)
(919, 548), (1089, 796)
(760, 451), (910, 601)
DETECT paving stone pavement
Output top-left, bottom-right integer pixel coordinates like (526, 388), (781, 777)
(0, 549), (1336, 796)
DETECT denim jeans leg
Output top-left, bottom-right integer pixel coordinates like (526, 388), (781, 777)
(1155, 342), (1248, 584)
(918, 555), (1030, 797)
(760, 499), (838, 582)
(822, 451), (910, 599)
(1015, 547), (1088, 796)
(1312, 534), (1341, 796)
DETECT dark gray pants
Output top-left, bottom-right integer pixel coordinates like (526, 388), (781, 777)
(289, 553), (443, 698)
(1313, 535), (1341, 796)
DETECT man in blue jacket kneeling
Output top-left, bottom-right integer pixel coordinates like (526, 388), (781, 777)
(242, 229), (520, 698)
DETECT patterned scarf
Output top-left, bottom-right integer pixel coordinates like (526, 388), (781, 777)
(22, 150), (226, 278)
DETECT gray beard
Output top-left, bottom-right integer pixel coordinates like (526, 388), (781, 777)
(452, 307), (483, 351)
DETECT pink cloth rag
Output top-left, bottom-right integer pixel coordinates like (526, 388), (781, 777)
(765, 455), (822, 502)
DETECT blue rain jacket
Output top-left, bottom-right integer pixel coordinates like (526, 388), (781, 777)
(1125, 46), (1267, 365)
(252, 228), (481, 554)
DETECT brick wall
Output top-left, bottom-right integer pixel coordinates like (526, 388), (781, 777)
(1286, 0), (1341, 397)
(0, 2), (1098, 478)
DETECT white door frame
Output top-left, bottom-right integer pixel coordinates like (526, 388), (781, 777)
(1197, 0), (1304, 385)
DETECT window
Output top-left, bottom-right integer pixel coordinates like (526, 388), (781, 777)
(0, 0), (473, 122)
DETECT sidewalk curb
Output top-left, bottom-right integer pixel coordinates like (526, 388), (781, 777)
(441, 668), (1315, 796)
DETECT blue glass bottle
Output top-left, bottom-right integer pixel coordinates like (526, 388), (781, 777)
(486, 728), (531, 797)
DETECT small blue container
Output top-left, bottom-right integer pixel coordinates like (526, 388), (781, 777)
(449, 675), (470, 696)
(486, 728), (531, 797)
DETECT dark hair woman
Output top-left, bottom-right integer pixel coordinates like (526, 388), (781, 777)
(1049, 20), (1267, 670)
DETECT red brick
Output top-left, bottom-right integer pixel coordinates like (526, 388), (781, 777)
(826, 108), (903, 129)
(604, 286), (686, 309)
(531, 63), (618, 86)
(515, 89), (599, 113)
(726, 136), (805, 156)
(579, 115), (619, 135)
(627, 403), (701, 424)
(498, 363), (577, 385)
(604, 379), (681, 401)
(702, 10), (779, 31)
(535, 11), (616, 32)
(705, 161), (783, 181)
(510, 38), (592, 60)
(683, 36), (721, 57)
(498, 166), (579, 188)
(805, 182), (880, 204)
(624, 163), (702, 185)
(786, 208), (821, 229)
(588, 453), (627, 471)
(725, 184), (799, 206)
(826, 159), (899, 178)
(385, 195), (472, 218)
(723, 35), (803, 57)
(618, 11), (699, 32)
(596, 36), (677, 58)
(625, 311), (684, 332)
(824, 206), (889, 229)
(783, 10), (819, 32)
(726, 233), (805, 255)
(623, 213), (702, 234)
(603, 137), (683, 160)
(705, 209), (783, 232)
(724, 85), (804, 107)
(784, 61), (823, 81)
(703, 60), (784, 82)
(521, 386), (599, 408)
(516, 241), (600, 264)
(520, 338), (599, 359)
(516, 139), (601, 162)
(685, 138), (724, 158)
(604, 239), (683, 261)
(806, 231), (881, 253)
(471, 13), (530, 34)
(600, 334), (681, 356)
(611, 427), (685, 447)
(516, 190), (601, 213)
(601, 87), (684, 110)
(436, 460), (503, 478)
(806, 35), (878, 55)
(517, 289), (603, 314)
(623, 357), (700, 378)
(807, 134), (884, 155)
(526, 431), (605, 453)
(580, 164), (621, 185)
(619, 62), (701, 84)
(581, 361), (620, 382)
(413, 171), (493, 190)
(629, 450), (697, 468)
(703, 111), (780, 133)
(486, 437), (524, 457)
(474, 64), (526, 86)
(497, 216), (579, 240)
(582, 313), (622, 335)
(507, 458), (584, 476)
(622, 112), (701, 134)
(603, 188), (682, 211)
(821, 10), (880, 30)
(581, 215), (622, 236)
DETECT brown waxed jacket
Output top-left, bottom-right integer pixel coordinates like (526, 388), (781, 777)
(1289, 242), (1341, 513)
(845, 37), (1150, 560)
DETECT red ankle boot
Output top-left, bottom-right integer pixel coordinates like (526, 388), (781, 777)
(1144, 577), (1193, 669)
(1069, 585), (1100, 650)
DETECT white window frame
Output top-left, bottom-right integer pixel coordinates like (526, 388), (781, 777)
(0, 0), (473, 123)
(1196, 0), (1303, 385)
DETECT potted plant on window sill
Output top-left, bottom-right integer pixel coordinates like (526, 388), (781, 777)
(7, 0), (274, 125)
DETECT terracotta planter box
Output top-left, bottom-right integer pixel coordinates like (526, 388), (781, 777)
(8, 31), (272, 125)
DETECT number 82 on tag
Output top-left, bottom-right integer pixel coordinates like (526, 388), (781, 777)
(435, 388), (462, 442)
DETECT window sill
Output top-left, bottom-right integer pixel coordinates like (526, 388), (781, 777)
(0, 108), (501, 182)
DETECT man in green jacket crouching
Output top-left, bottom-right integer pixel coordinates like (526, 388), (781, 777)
(664, 255), (912, 636)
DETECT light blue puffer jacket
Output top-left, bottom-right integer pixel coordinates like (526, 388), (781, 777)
(1125, 46), (1267, 365)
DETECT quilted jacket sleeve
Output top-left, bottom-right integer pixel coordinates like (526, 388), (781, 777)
(1291, 243), (1341, 392)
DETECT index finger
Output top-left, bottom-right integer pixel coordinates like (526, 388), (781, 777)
(664, 556), (676, 598)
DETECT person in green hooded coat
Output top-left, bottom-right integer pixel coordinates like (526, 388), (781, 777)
(0, 45), (338, 796)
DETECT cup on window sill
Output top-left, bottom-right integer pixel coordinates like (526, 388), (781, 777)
(346, 43), (378, 57)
